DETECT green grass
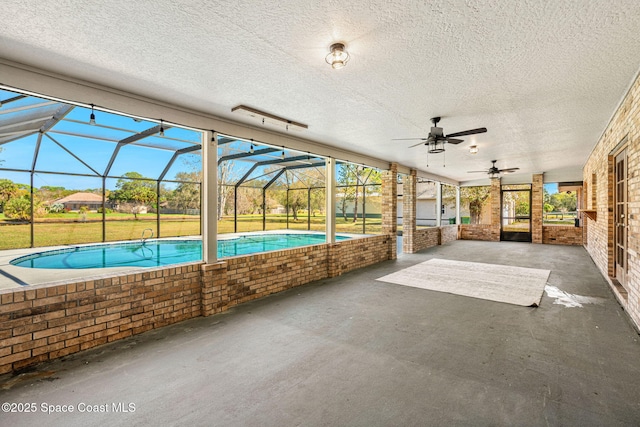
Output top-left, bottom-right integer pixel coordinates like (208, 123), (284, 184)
(0, 213), (382, 250)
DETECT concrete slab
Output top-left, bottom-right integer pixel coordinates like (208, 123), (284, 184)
(1, 240), (639, 426)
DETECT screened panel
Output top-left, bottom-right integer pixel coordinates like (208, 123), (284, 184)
(335, 162), (382, 234)
(108, 145), (175, 179)
(543, 183), (578, 225)
(0, 87), (203, 250)
(0, 134), (38, 170)
(160, 181), (201, 238)
(0, 171), (31, 249)
(460, 186), (492, 225)
(415, 180), (437, 228)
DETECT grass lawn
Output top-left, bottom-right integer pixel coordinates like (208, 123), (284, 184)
(0, 213), (382, 250)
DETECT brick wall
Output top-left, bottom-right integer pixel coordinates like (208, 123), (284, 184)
(542, 226), (583, 245)
(0, 264), (202, 374)
(328, 234), (392, 276)
(583, 70), (640, 328)
(460, 224), (497, 241)
(0, 235), (392, 374)
(440, 225), (458, 244)
(412, 227), (440, 252)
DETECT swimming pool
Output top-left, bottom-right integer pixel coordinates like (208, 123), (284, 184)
(10, 234), (349, 269)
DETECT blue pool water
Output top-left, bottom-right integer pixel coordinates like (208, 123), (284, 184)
(10, 234), (349, 269)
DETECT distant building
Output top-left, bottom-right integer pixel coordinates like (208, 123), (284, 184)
(54, 192), (106, 211)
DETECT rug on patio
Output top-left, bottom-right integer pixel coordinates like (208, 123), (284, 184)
(377, 258), (551, 307)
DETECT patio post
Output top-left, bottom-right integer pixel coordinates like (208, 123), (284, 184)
(455, 186), (461, 225)
(325, 158), (336, 243)
(202, 130), (218, 263)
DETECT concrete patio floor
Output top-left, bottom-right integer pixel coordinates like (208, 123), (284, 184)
(1, 240), (640, 426)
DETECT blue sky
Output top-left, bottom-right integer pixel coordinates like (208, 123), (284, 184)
(0, 89), (202, 190)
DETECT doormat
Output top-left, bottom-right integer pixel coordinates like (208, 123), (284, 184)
(377, 258), (550, 307)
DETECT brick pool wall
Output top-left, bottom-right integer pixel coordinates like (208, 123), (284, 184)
(0, 235), (393, 374)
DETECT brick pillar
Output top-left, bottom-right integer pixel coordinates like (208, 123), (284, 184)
(403, 170), (417, 253)
(382, 162), (398, 259)
(201, 262), (229, 316)
(531, 173), (543, 243)
(490, 177), (501, 241)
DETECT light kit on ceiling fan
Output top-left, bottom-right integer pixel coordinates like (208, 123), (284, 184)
(469, 144), (478, 154)
(468, 160), (519, 179)
(428, 139), (445, 154)
(394, 116), (487, 154)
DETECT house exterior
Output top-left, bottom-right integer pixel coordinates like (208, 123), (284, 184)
(53, 192), (106, 211)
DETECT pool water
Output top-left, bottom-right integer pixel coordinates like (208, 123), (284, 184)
(10, 234), (349, 269)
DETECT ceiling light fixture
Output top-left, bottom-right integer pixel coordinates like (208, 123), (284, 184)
(231, 105), (308, 131)
(325, 42), (350, 69)
(428, 140), (445, 154)
(159, 119), (165, 137)
(469, 144), (478, 155)
(89, 104), (96, 125)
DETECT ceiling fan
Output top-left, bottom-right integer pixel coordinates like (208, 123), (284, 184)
(468, 160), (520, 178)
(393, 117), (487, 153)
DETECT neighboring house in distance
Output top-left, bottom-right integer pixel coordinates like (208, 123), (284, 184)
(54, 192), (106, 211)
(397, 181), (456, 226)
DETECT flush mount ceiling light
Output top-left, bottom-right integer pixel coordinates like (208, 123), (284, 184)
(469, 144), (478, 154)
(231, 105), (308, 131)
(325, 42), (350, 69)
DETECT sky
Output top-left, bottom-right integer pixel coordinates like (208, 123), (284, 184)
(0, 88), (202, 190)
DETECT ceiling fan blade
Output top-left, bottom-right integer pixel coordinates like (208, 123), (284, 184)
(498, 167), (520, 173)
(391, 138), (428, 141)
(467, 170), (488, 173)
(409, 141), (427, 148)
(446, 127), (487, 138)
(446, 138), (464, 144)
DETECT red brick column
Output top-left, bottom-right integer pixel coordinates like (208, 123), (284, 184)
(402, 170), (417, 253)
(532, 173), (544, 243)
(381, 162), (398, 259)
(201, 262), (229, 316)
(490, 177), (501, 241)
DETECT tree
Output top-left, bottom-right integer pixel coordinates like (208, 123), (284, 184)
(4, 195), (46, 220)
(37, 186), (74, 203)
(442, 185), (491, 224)
(169, 172), (201, 214)
(108, 172), (156, 219)
(549, 191), (577, 212)
(337, 165), (381, 222)
(218, 160), (241, 219)
(0, 179), (20, 213)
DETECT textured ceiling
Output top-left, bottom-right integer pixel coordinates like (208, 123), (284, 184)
(2, 0), (640, 185)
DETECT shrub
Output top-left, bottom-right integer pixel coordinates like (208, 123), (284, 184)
(4, 196), (47, 220)
(48, 202), (65, 213)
